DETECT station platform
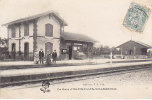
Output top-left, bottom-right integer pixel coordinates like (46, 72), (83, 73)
(0, 59), (152, 87)
(0, 58), (151, 67)
(0, 59), (152, 71)
(0, 59), (125, 66)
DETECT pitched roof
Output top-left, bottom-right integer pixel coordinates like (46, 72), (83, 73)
(117, 40), (151, 48)
(134, 40), (152, 48)
(2, 11), (67, 26)
(61, 32), (97, 43)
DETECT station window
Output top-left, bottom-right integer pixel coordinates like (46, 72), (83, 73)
(11, 26), (16, 38)
(45, 24), (53, 37)
(24, 23), (29, 36)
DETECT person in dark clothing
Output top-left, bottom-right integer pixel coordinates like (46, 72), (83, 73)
(52, 50), (57, 63)
(46, 50), (51, 65)
(39, 49), (44, 64)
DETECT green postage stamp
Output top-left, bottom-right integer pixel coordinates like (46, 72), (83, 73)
(123, 2), (150, 32)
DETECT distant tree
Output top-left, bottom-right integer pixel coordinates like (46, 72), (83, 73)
(0, 38), (9, 60)
(93, 45), (112, 55)
(112, 47), (120, 55)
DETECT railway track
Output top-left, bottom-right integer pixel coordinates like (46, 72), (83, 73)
(1, 62), (152, 88)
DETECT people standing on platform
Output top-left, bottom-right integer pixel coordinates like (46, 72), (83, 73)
(39, 49), (44, 64)
(46, 50), (51, 65)
(34, 49), (39, 64)
(52, 50), (57, 63)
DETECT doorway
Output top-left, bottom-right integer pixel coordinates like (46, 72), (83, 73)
(45, 42), (53, 56)
(68, 46), (72, 60)
(24, 43), (29, 60)
(129, 50), (133, 55)
(12, 43), (16, 60)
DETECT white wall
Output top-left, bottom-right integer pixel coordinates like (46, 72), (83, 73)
(37, 37), (60, 57)
(8, 27), (19, 52)
(53, 39), (60, 57)
(8, 37), (33, 53)
(37, 15), (61, 57)
(16, 26), (19, 38)
(37, 15), (61, 38)
(8, 26), (19, 38)
(20, 24), (24, 37)
(20, 37), (33, 53)
(8, 22), (34, 53)
(8, 28), (11, 38)
(8, 39), (19, 52)
(29, 23), (33, 36)
(8, 15), (62, 56)
(20, 22), (33, 37)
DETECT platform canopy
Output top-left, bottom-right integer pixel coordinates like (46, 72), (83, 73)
(61, 32), (97, 43)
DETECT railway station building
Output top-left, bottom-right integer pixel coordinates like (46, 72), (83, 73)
(3, 11), (96, 60)
(117, 40), (151, 58)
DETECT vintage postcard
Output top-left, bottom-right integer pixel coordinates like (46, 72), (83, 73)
(0, 0), (152, 99)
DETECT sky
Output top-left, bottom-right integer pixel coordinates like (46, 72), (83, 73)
(0, 0), (152, 47)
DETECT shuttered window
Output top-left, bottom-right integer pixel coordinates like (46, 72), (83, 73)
(11, 26), (16, 38)
(45, 24), (53, 37)
(24, 24), (29, 36)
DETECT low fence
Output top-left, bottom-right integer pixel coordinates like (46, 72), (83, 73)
(0, 52), (34, 61)
(124, 55), (151, 59)
(93, 54), (152, 59)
